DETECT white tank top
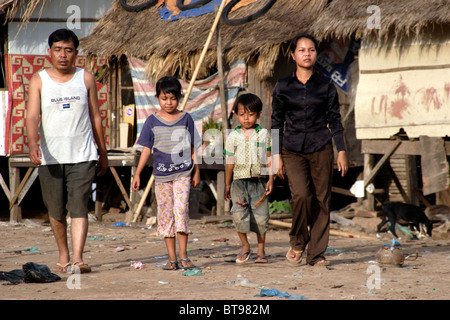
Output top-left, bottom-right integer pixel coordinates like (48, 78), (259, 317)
(38, 67), (98, 165)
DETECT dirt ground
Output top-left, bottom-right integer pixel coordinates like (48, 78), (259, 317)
(1, 210), (449, 305)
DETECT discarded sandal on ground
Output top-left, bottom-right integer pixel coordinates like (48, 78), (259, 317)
(162, 260), (178, 270)
(53, 262), (70, 273)
(255, 255), (268, 263)
(235, 250), (251, 264)
(70, 261), (92, 273)
(286, 247), (303, 264)
(179, 258), (196, 269)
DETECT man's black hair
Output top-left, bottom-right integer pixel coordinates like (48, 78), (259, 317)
(48, 29), (79, 49)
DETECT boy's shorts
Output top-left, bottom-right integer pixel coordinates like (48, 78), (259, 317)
(230, 178), (269, 235)
(38, 161), (96, 220)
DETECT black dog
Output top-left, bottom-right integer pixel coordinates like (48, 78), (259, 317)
(377, 202), (433, 239)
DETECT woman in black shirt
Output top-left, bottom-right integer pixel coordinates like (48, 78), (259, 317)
(271, 33), (348, 266)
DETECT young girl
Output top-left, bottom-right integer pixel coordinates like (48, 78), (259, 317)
(132, 76), (201, 270)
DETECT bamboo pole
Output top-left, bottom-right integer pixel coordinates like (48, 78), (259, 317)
(216, 15), (228, 135)
(130, 0), (228, 223)
(178, 0), (227, 111)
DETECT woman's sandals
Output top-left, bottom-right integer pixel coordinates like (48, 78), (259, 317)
(286, 247), (303, 264)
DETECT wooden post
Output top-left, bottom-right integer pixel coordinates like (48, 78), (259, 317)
(9, 167), (22, 223)
(363, 140), (401, 188)
(406, 155), (419, 206)
(363, 153), (375, 210)
(363, 140), (401, 210)
(216, 171), (225, 215)
(216, 15), (228, 134)
(109, 59), (116, 148)
(0, 173), (10, 201)
(216, 12), (228, 215)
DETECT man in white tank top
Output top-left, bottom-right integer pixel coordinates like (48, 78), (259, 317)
(26, 29), (108, 274)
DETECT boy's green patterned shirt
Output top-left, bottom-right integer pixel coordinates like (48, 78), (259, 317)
(224, 125), (271, 179)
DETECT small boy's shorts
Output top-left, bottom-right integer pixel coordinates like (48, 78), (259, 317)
(230, 178), (269, 235)
(38, 161), (96, 220)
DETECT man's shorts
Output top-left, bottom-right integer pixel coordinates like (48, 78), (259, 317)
(230, 178), (269, 235)
(38, 161), (96, 220)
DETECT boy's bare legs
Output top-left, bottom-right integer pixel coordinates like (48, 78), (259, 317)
(236, 232), (251, 261)
(256, 234), (266, 257)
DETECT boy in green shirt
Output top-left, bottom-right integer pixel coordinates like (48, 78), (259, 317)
(224, 93), (273, 263)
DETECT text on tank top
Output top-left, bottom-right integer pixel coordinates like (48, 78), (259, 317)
(38, 67), (98, 165)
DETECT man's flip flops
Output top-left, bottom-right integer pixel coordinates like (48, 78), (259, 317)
(54, 263), (70, 273)
(70, 261), (92, 273)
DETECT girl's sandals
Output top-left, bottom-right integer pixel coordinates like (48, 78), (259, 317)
(286, 247), (303, 264)
(162, 260), (178, 270)
(179, 258), (196, 269)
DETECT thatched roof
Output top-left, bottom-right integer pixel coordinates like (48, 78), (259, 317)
(80, 0), (327, 80)
(0, 0), (47, 26)
(312, 0), (450, 41)
(81, 0), (450, 80)
(1, 0), (53, 40)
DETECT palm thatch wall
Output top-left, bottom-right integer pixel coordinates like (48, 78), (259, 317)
(80, 0), (328, 81)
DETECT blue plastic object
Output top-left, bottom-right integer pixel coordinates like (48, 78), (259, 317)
(255, 288), (308, 300)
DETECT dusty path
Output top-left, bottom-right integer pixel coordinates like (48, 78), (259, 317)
(1, 214), (449, 306)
